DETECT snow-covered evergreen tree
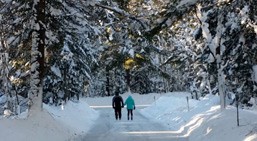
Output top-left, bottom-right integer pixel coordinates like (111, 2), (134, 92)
(1, 0), (102, 108)
(195, 0), (257, 109)
(42, 1), (101, 104)
(0, 0), (30, 114)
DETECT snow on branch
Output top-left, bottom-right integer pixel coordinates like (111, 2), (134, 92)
(95, 3), (147, 30)
(144, 0), (201, 38)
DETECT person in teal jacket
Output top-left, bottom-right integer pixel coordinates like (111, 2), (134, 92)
(124, 95), (136, 120)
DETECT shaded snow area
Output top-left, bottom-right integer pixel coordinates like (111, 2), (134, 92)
(0, 92), (257, 141)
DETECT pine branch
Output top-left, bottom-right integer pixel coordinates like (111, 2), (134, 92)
(95, 3), (147, 29)
(144, 0), (201, 39)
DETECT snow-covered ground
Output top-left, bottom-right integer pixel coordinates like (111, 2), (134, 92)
(0, 92), (257, 141)
(141, 92), (257, 141)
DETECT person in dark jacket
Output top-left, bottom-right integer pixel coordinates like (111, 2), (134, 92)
(112, 91), (124, 120)
(124, 95), (135, 120)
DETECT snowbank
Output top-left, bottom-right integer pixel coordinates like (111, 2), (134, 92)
(141, 93), (257, 141)
(0, 99), (99, 141)
(0, 110), (70, 141)
(45, 98), (99, 135)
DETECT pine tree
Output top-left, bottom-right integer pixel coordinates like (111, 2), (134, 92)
(0, 0), (30, 114)
(196, 0), (257, 109)
(28, 0), (45, 111)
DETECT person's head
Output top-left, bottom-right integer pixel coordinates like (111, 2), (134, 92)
(115, 91), (119, 96)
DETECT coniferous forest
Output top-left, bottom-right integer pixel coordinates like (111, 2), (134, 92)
(0, 0), (257, 115)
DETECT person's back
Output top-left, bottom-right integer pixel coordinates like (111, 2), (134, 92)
(112, 92), (124, 120)
(125, 95), (135, 110)
(125, 95), (135, 120)
(112, 95), (123, 108)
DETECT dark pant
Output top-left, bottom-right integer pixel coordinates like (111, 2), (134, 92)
(114, 108), (122, 120)
(127, 109), (133, 120)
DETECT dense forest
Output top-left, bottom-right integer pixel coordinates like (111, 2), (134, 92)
(0, 0), (257, 115)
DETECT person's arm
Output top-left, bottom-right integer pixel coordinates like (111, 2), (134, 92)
(121, 97), (124, 108)
(112, 97), (115, 108)
(133, 99), (135, 109)
(124, 98), (127, 106)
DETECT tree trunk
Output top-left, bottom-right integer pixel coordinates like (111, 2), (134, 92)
(215, 14), (226, 109)
(217, 55), (226, 110)
(29, 0), (45, 112)
(0, 41), (14, 113)
(63, 63), (68, 101)
(252, 65), (257, 106)
(125, 69), (131, 92)
(106, 68), (110, 96)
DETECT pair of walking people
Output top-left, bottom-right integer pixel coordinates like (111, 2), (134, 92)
(112, 92), (135, 120)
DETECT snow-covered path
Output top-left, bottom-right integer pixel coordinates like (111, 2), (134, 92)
(77, 108), (188, 141)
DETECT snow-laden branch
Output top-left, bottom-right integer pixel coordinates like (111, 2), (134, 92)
(95, 3), (148, 30)
(95, 0), (202, 39)
(144, 0), (201, 38)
